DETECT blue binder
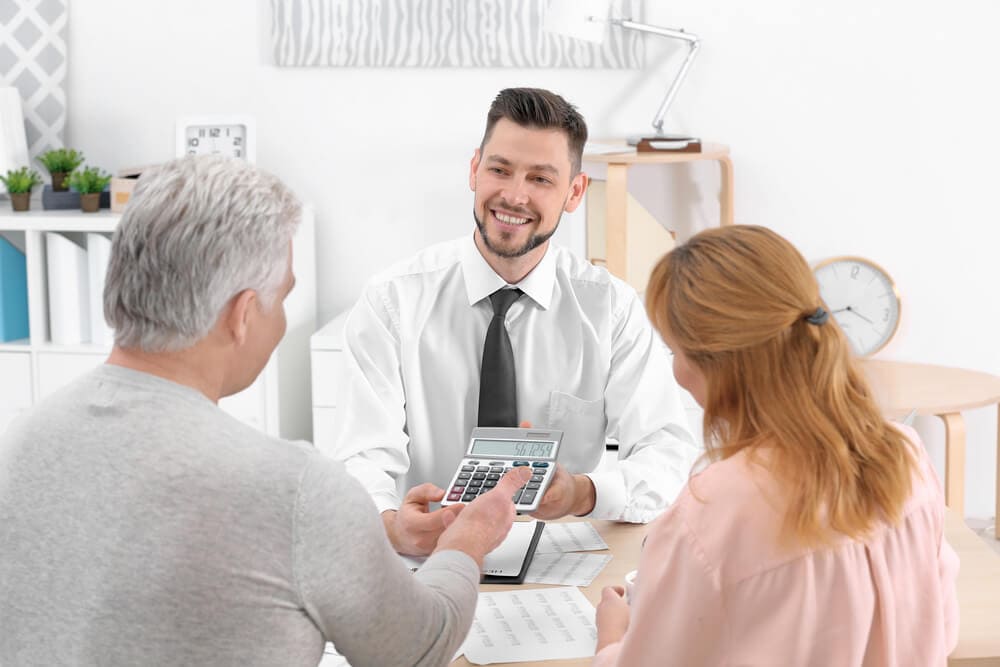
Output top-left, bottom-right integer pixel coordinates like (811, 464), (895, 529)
(0, 235), (29, 342)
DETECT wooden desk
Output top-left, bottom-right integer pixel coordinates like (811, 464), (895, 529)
(861, 359), (1000, 530)
(582, 144), (733, 287)
(453, 513), (1000, 666)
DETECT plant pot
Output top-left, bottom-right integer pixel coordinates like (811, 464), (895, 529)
(10, 192), (30, 211)
(50, 171), (69, 191)
(80, 192), (101, 213)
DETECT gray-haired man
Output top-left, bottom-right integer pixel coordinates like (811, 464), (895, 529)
(0, 156), (529, 667)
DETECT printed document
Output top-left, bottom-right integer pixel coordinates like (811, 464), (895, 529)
(535, 521), (609, 553)
(524, 552), (612, 587)
(460, 587), (597, 664)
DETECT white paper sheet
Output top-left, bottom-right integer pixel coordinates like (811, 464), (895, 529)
(523, 552), (612, 587)
(535, 522), (609, 553)
(460, 587), (597, 664)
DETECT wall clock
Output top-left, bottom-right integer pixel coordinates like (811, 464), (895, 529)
(813, 256), (901, 357)
(175, 115), (256, 163)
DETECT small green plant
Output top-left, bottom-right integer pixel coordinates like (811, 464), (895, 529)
(68, 166), (112, 194)
(38, 148), (85, 173)
(0, 166), (42, 193)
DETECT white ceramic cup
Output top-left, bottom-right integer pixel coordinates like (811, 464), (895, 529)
(624, 569), (638, 604)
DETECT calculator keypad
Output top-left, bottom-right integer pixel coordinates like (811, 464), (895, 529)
(445, 459), (553, 507)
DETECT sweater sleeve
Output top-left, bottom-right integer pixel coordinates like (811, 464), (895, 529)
(293, 455), (480, 667)
(593, 501), (727, 666)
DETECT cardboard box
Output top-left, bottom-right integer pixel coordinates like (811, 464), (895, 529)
(110, 165), (150, 213)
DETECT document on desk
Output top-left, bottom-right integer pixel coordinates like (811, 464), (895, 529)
(523, 552), (612, 587)
(460, 587), (597, 664)
(535, 522), (609, 553)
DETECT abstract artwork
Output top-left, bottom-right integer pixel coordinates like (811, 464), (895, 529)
(271, 0), (644, 68)
(0, 0), (68, 160)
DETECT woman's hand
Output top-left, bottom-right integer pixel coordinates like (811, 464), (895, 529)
(595, 585), (630, 651)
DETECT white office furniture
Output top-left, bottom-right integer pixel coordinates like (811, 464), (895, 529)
(0, 207), (316, 440)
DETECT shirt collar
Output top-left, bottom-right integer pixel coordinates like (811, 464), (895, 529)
(461, 234), (556, 310)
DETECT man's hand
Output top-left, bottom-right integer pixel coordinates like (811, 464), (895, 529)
(595, 585), (630, 651)
(434, 467), (533, 567)
(529, 463), (596, 520)
(383, 483), (465, 556)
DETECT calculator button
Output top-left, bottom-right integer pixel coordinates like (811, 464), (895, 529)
(489, 461), (505, 466)
(504, 467), (512, 473)
(467, 461), (480, 465)
(490, 466), (504, 473)
(486, 473), (500, 481)
(472, 472), (486, 480)
(462, 494), (476, 502)
(447, 492), (462, 501)
(453, 479), (468, 487)
(468, 481), (483, 489)
(461, 465), (475, 472)
(531, 474), (544, 483)
(483, 480), (497, 488)
(531, 462), (549, 468)
(513, 461), (530, 467)
(519, 491), (537, 505)
(512, 490), (523, 503)
(476, 466), (491, 472)
(457, 472), (471, 479)
(526, 482), (541, 490)
(451, 486), (465, 494)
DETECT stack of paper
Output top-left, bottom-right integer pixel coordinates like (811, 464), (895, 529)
(523, 522), (612, 587)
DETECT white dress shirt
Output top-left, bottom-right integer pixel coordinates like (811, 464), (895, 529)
(329, 235), (699, 522)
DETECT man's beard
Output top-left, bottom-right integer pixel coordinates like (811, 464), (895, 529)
(473, 208), (560, 259)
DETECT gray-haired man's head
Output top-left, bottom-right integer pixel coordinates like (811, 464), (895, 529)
(104, 155), (301, 352)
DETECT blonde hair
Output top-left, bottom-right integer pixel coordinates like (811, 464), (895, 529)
(646, 225), (915, 547)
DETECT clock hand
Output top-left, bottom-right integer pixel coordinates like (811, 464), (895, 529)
(831, 305), (874, 324)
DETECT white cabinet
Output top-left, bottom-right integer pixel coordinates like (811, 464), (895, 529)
(309, 310), (350, 454)
(0, 208), (316, 440)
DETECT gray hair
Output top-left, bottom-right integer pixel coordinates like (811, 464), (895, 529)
(104, 155), (301, 352)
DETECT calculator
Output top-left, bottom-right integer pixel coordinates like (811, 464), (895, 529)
(440, 427), (563, 513)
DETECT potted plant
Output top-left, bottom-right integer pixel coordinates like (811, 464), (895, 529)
(1, 166), (42, 211)
(38, 148), (85, 191)
(68, 166), (112, 213)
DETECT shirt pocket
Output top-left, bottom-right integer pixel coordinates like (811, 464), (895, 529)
(546, 391), (607, 473)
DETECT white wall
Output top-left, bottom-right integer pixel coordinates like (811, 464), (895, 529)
(66, 0), (1000, 518)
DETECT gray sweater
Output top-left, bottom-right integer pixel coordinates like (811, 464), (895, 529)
(0, 364), (479, 666)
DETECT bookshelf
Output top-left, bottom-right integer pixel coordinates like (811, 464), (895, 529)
(0, 207), (316, 440)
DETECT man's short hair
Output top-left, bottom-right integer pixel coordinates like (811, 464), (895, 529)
(480, 87), (589, 175)
(104, 155), (301, 352)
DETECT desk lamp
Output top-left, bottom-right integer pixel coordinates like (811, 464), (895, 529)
(544, 0), (701, 152)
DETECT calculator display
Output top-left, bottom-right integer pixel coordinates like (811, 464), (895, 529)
(469, 439), (555, 458)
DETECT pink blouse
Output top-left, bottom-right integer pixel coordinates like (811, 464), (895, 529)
(594, 425), (959, 666)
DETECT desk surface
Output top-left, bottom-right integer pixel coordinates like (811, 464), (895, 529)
(453, 512), (1000, 667)
(582, 142), (730, 165)
(861, 359), (1000, 418)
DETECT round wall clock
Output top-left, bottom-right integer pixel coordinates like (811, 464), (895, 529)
(812, 256), (901, 357)
(175, 115), (256, 163)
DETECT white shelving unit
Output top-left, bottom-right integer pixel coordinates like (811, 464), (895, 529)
(0, 207), (316, 440)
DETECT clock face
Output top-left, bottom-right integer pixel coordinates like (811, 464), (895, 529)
(176, 116), (256, 163)
(184, 124), (247, 159)
(813, 257), (901, 357)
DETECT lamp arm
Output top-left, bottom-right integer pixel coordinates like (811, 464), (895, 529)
(610, 19), (701, 135)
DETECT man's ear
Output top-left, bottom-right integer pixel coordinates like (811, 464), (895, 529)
(225, 289), (257, 347)
(563, 171), (589, 213)
(469, 148), (481, 192)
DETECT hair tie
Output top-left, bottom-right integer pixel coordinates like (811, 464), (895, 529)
(806, 307), (829, 326)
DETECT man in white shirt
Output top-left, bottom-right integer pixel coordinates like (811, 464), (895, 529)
(332, 88), (699, 555)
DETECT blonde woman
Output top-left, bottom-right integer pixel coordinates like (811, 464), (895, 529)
(593, 225), (959, 666)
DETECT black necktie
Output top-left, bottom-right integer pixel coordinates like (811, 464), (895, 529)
(478, 288), (523, 427)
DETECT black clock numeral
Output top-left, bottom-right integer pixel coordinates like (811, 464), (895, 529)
(233, 137), (243, 146)
(188, 138), (199, 147)
(850, 265), (860, 279)
(209, 127), (221, 138)
(234, 149), (242, 158)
